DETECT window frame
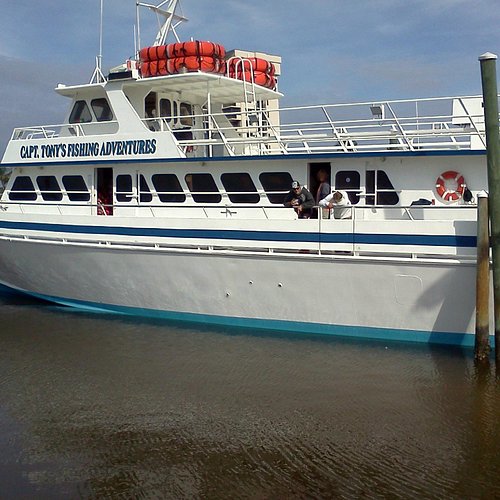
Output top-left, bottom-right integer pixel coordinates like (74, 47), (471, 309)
(259, 171), (293, 204)
(8, 176), (37, 201)
(151, 173), (186, 203)
(69, 100), (93, 124)
(115, 174), (134, 203)
(186, 173), (221, 204)
(91, 98), (114, 122)
(36, 175), (63, 202)
(139, 174), (153, 203)
(335, 170), (361, 205)
(62, 175), (90, 202)
(221, 172), (260, 204)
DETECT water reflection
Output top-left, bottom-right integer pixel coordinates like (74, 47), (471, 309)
(0, 296), (499, 498)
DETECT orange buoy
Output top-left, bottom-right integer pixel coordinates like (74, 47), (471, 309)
(140, 61), (151, 77)
(166, 56), (224, 74)
(229, 70), (276, 89)
(435, 170), (466, 202)
(140, 60), (168, 77)
(228, 57), (275, 75)
(139, 45), (168, 62)
(167, 41), (226, 59)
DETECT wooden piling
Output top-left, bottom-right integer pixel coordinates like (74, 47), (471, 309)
(479, 52), (500, 363)
(475, 192), (490, 361)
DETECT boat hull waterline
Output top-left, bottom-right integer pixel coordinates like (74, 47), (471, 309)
(0, 236), (483, 346)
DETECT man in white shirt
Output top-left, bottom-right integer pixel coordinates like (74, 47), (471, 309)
(319, 190), (352, 219)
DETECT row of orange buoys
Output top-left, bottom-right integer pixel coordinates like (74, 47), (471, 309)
(139, 41), (226, 61)
(140, 41), (226, 78)
(141, 57), (225, 77)
(139, 41), (277, 89)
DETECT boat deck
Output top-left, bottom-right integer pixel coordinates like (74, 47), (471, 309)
(8, 93), (488, 159)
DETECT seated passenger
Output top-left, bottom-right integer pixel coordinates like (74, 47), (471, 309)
(319, 190), (352, 219)
(283, 180), (315, 219)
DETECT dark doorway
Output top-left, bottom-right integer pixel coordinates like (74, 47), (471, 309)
(96, 168), (113, 215)
(309, 162), (331, 204)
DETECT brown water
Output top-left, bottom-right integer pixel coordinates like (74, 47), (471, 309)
(0, 293), (499, 499)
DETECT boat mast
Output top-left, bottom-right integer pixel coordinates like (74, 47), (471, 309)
(136, 0), (188, 48)
(90, 0), (107, 84)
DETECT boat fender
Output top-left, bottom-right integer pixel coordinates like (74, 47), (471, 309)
(435, 170), (466, 202)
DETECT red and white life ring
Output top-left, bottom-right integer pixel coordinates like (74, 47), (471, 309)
(435, 170), (466, 202)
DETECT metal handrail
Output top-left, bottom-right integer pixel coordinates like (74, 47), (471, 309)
(0, 199), (478, 212)
(8, 94), (495, 157)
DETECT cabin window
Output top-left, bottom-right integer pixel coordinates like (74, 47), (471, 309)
(9, 176), (37, 201)
(62, 175), (90, 202)
(36, 176), (63, 202)
(366, 170), (399, 205)
(152, 174), (185, 203)
(179, 103), (193, 127)
(186, 173), (221, 203)
(116, 175), (133, 202)
(335, 171), (361, 204)
(145, 92), (157, 119)
(221, 173), (259, 203)
(159, 98), (179, 124)
(160, 99), (171, 117)
(91, 98), (114, 122)
(139, 175), (152, 203)
(69, 100), (92, 124)
(259, 172), (293, 204)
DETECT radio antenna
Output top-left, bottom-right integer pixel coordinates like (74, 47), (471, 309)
(90, 0), (106, 83)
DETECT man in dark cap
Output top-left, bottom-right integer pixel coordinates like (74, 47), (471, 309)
(283, 180), (315, 218)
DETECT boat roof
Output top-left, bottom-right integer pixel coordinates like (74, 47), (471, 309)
(55, 71), (283, 103)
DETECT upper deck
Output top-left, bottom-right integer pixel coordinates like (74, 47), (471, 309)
(1, 76), (489, 166)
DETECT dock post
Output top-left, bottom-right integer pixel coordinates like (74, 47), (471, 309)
(479, 52), (500, 362)
(475, 191), (490, 361)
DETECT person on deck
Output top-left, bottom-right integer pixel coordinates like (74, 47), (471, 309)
(315, 169), (331, 204)
(283, 180), (315, 219)
(319, 190), (352, 219)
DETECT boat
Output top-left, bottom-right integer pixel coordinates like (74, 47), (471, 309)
(0, 0), (494, 346)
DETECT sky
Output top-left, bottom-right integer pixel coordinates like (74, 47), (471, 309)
(0, 0), (499, 156)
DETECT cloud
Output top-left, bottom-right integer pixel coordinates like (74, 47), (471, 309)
(0, 55), (90, 156)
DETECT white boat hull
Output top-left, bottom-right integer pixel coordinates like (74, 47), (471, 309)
(0, 237), (480, 346)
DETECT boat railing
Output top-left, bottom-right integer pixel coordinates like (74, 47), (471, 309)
(0, 201), (477, 258)
(140, 95), (490, 156)
(0, 199), (477, 220)
(9, 95), (493, 156)
(11, 120), (120, 141)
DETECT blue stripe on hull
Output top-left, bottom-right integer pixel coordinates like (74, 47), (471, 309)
(18, 288), (480, 347)
(0, 220), (477, 248)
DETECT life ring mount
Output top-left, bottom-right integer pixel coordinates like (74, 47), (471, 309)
(435, 170), (466, 202)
